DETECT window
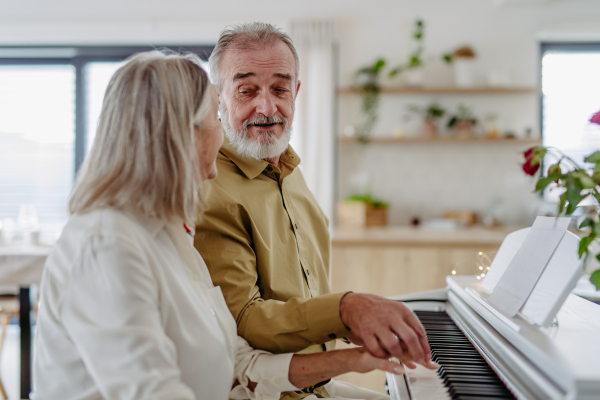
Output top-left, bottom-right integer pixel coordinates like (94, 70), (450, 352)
(541, 43), (600, 202)
(0, 46), (212, 237)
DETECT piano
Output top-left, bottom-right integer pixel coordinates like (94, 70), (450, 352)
(386, 226), (600, 400)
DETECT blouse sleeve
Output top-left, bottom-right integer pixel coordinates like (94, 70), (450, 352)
(60, 234), (195, 400)
(229, 336), (299, 400)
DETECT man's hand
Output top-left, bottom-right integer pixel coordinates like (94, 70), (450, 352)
(339, 293), (437, 370)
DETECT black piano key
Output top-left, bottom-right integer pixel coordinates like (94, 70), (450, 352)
(455, 395), (515, 400)
(414, 310), (516, 400)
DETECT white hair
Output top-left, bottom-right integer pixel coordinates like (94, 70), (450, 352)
(220, 101), (292, 160)
(208, 22), (300, 92)
(69, 50), (211, 223)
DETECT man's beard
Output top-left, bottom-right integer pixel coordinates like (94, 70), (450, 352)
(220, 103), (292, 160)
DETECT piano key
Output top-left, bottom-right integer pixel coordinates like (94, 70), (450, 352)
(410, 310), (516, 400)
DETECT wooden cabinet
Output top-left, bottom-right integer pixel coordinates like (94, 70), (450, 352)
(329, 226), (514, 393)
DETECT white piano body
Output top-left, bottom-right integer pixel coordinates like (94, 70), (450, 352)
(386, 228), (600, 400)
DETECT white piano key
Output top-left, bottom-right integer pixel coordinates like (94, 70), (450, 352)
(404, 364), (451, 400)
(387, 365), (451, 400)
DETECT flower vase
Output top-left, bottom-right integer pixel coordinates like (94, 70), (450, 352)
(421, 119), (438, 138)
(454, 121), (475, 139)
(454, 58), (475, 87)
(404, 67), (424, 87)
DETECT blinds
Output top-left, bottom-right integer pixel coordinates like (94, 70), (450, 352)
(0, 65), (75, 226)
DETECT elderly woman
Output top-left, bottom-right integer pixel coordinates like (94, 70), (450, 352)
(32, 51), (401, 400)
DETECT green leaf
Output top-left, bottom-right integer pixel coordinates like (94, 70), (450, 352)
(579, 218), (592, 229)
(535, 177), (555, 192)
(388, 67), (402, 78)
(559, 192), (567, 214)
(373, 58), (386, 73)
(579, 235), (595, 258)
(591, 269), (600, 291)
(584, 151), (600, 164)
(443, 54), (452, 64)
(565, 176), (585, 214)
(571, 170), (596, 189)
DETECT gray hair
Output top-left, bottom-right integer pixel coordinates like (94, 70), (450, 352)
(208, 22), (300, 92)
(69, 50), (211, 223)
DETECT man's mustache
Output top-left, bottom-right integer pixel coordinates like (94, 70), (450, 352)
(243, 115), (287, 130)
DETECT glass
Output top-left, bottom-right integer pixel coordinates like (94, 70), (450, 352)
(0, 64), (75, 226)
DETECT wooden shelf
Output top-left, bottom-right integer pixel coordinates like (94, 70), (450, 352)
(339, 136), (541, 144)
(337, 86), (541, 95)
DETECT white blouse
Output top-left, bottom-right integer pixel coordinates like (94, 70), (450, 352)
(33, 208), (297, 400)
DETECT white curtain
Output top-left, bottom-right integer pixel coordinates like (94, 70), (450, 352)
(290, 21), (337, 221)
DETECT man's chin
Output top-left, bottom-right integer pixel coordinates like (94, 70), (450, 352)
(247, 127), (283, 142)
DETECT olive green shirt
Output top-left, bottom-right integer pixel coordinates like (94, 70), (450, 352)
(194, 137), (352, 398)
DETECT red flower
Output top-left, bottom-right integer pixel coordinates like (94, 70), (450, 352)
(522, 159), (540, 176)
(591, 110), (600, 125)
(523, 147), (535, 159)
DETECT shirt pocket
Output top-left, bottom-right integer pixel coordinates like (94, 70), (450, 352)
(207, 286), (238, 360)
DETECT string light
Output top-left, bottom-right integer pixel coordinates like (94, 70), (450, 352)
(479, 266), (483, 270)
(451, 270), (457, 275)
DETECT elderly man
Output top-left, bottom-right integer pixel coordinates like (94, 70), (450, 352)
(194, 22), (436, 400)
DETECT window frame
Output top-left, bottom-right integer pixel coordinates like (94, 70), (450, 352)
(0, 45), (214, 174)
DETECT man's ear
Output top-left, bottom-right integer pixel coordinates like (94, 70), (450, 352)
(294, 80), (301, 99)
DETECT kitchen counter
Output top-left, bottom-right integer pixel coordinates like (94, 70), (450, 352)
(332, 225), (524, 248)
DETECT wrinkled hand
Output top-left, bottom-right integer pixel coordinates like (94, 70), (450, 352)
(345, 347), (404, 375)
(339, 293), (438, 370)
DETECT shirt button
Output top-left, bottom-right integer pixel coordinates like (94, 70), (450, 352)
(295, 223), (298, 229)
(210, 308), (216, 316)
(328, 333), (336, 339)
(306, 270), (310, 275)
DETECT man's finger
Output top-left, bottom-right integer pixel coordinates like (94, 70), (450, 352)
(419, 333), (432, 363)
(402, 306), (432, 358)
(362, 334), (388, 359)
(391, 322), (424, 365)
(402, 306), (428, 337)
(376, 331), (404, 360)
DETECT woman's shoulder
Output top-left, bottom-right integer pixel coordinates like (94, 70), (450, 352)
(46, 209), (158, 281)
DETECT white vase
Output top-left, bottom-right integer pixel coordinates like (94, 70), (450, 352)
(453, 58), (476, 87)
(404, 67), (424, 87)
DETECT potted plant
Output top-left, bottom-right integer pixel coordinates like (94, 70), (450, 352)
(407, 101), (446, 137)
(522, 109), (600, 289)
(389, 20), (425, 87)
(353, 58), (386, 143)
(447, 104), (477, 138)
(337, 192), (389, 228)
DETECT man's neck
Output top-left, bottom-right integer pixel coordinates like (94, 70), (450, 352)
(263, 156), (280, 166)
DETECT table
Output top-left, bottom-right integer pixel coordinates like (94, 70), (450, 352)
(0, 244), (50, 399)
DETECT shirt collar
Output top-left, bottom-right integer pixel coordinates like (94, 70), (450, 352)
(122, 209), (168, 238)
(219, 133), (301, 179)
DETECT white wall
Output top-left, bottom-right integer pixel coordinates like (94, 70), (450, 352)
(2, 0), (599, 225)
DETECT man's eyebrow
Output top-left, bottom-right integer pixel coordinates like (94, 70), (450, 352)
(274, 73), (292, 81)
(233, 72), (255, 81)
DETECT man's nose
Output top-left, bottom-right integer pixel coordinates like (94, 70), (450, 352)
(254, 91), (277, 116)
